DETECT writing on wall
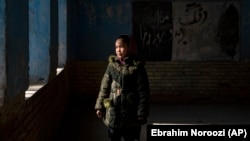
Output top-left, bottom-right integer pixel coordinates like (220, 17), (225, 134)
(175, 3), (208, 46)
(133, 1), (173, 61)
(172, 2), (240, 61)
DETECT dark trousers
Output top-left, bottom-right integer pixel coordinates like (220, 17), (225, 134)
(108, 126), (141, 141)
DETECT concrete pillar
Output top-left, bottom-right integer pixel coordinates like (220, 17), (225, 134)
(49, 0), (59, 80)
(0, 0), (6, 106)
(58, 0), (67, 67)
(6, 0), (29, 99)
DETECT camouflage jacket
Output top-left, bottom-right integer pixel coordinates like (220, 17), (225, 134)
(95, 55), (150, 128)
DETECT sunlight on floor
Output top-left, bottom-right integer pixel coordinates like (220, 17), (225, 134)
(25, 84), (44, 99)
(57, 68), (64, 75)
(25, 67), (64, 99)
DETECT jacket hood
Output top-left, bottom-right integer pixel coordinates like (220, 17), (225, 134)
(108, 55), (145, 66)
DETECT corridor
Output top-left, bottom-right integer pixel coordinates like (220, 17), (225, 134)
(1, 1), (250, 141)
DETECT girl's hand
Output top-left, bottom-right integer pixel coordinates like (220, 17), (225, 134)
(96, 110), (103, 118)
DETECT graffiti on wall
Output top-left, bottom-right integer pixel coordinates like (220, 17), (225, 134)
(172, 2), (240, 61)
(179, 3), (208, 26)
(132, 1), (173, 61)
(175, 3), (208, 46)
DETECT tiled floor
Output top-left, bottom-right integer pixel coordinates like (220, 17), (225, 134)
(55, 96), (250, 141)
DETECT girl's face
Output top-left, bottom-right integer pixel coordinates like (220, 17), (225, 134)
(115, 38), (129, 60)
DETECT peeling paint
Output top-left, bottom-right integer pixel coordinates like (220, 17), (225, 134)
(106, 5), (113, 18)
(82, 2), (131, 25)
(116, 4), (126, 24)
(84, 3), (97, 25)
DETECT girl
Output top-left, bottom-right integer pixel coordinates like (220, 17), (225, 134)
(95, 34), (150, 141)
